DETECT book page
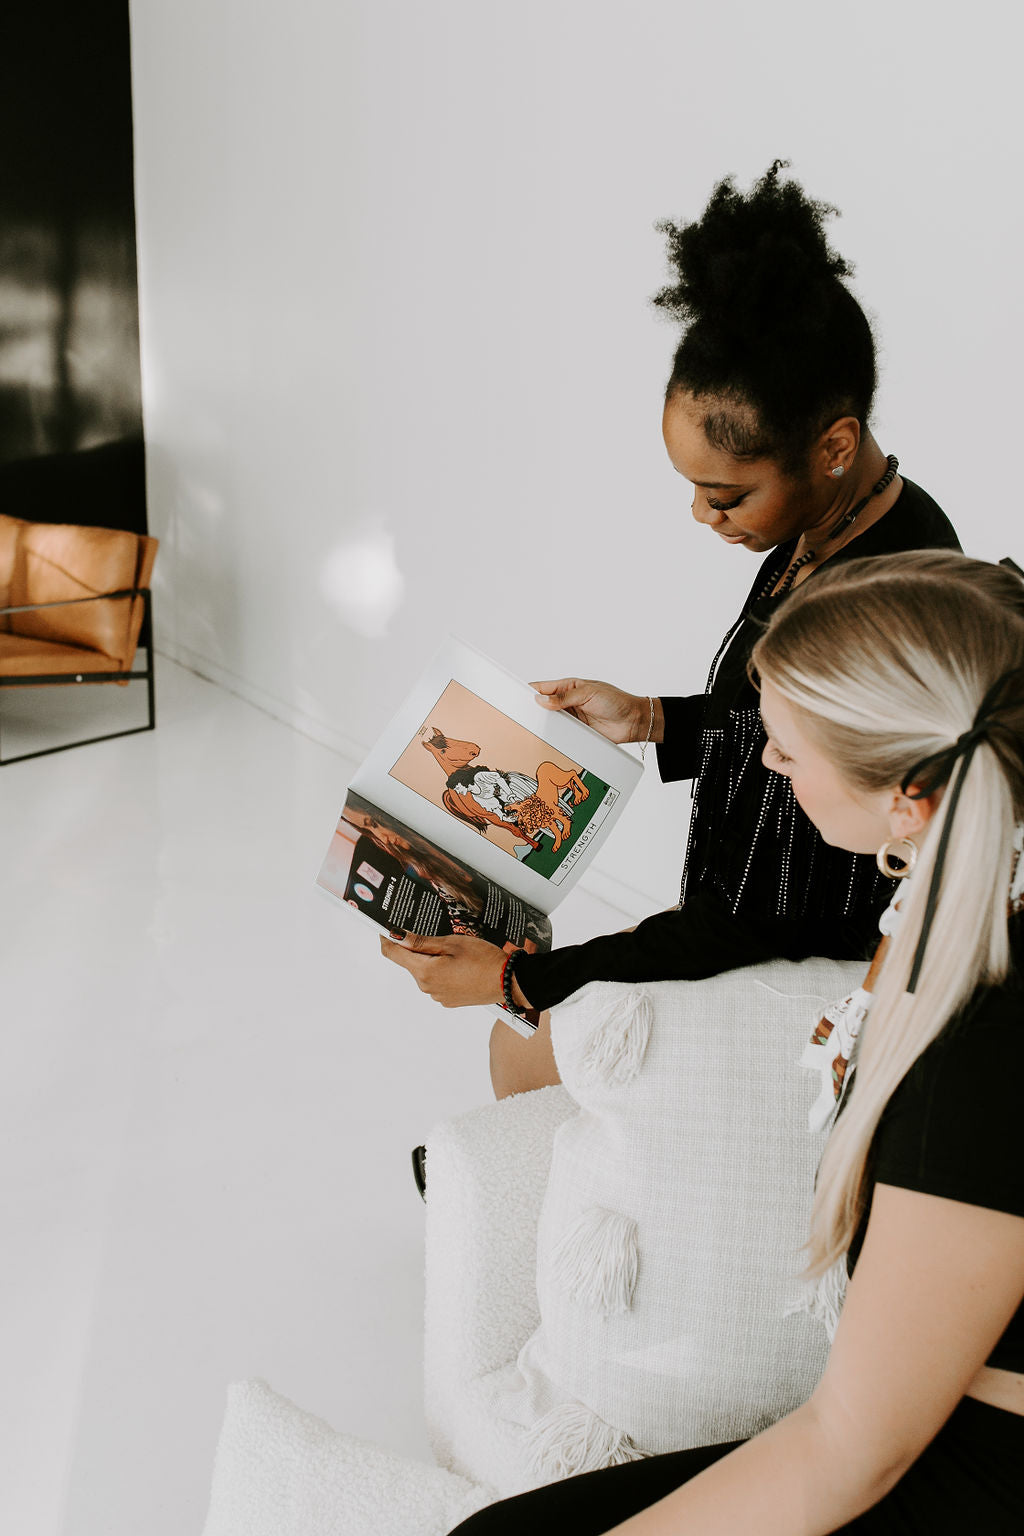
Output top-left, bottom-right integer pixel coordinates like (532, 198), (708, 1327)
(350, 637), (642, 913)
(317, 788), (552, 956)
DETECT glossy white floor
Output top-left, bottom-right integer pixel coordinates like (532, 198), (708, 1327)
(0, 656), (631, 1536)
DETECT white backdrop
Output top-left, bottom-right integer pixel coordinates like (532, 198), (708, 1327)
(129, 0), (1022, 914)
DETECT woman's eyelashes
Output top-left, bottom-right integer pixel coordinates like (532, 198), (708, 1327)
(706, 493), (747, 513)
(767, 742), (793, 766)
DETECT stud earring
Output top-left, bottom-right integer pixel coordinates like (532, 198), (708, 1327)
(876, 836), (918, 879)
(831, 464), (846, 478)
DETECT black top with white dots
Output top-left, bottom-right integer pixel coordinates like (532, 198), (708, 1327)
(514, 478), (960, 1014)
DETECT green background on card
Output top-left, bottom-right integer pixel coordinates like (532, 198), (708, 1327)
(519, 771), (612, 880)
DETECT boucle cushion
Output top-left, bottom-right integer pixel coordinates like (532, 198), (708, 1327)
(424, 1084), (578, 1495)
(201, 1379), (491, 1536)
(6, 515), (139, 662)
(482, 957), (864, 1486)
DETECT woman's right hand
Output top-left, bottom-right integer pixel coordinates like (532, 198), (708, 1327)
(529, 678), (663, 745)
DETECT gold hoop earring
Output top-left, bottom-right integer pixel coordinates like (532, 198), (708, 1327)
(876, 836), (918, 879)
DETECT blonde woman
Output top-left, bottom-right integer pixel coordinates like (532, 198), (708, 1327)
(448, 550), (1024, 1535)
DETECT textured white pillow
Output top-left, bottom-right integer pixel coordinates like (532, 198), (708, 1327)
(483, 956), (864, 1484)
(201, 1380), (490, 1536)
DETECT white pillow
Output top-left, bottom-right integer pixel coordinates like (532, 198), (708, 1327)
(482, 956), (864, 1485)
(201, 1379), (490, 1536)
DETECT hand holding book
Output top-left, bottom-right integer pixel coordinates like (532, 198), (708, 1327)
(379, 932), (534, 1012)
(531, 678), (665, 747)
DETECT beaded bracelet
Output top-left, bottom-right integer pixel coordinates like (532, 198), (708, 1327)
(500, 951), (532, 1021)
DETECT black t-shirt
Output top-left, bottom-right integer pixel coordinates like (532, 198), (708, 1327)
(515, 478), (960, 1012)
(848, 914), (1024, 1373)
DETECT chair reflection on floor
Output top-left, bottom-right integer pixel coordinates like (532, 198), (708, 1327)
(0, 513), (158, 765)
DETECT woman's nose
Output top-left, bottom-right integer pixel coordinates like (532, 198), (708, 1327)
(761, 740), (787, 776)
(691, 494), (724, 529)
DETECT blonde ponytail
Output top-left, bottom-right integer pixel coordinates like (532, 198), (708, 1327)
(751, 550), (1024, 1271)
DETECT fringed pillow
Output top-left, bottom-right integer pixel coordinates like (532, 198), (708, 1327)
(485, 957), (864, 1487)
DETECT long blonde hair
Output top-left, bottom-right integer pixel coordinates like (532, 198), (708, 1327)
(751, 550), (1024, 1271)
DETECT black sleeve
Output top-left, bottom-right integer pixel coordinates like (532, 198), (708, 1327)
(656, 695), (706, 782)
(872, 998), (1024, 1219)
(512, 887), (876, 1013)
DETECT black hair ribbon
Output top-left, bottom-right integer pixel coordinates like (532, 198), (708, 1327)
(900, 664), (1024, 995)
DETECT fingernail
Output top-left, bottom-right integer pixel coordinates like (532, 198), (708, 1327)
(389, 929), (406, 940)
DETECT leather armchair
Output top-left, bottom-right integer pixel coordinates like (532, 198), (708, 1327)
(0, 512), (158, 764)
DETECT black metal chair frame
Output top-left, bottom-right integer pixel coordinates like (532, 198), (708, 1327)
(0, 587), (155, 766)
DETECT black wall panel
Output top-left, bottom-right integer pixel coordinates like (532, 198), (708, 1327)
(0, 2), (147, 533)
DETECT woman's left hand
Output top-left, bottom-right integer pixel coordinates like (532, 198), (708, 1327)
(380, 932), (510, 1008)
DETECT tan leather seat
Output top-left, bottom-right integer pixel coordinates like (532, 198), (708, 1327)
(0, 632), (132, 676)
(0, 513), (159, 762)
(0, 514), (158, 680)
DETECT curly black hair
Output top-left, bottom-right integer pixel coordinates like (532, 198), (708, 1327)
(654, 161), (876, 469)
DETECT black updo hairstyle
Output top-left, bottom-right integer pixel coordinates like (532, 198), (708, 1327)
(654, 161), (876, 471)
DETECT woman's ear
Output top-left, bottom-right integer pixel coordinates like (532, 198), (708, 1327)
(817, 415), (861, 477)
(886, 784), (941, 840)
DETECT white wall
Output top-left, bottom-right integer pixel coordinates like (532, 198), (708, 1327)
(128, 0), (1022, 913)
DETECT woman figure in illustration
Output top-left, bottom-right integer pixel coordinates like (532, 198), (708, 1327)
(447, 550), (1024, 1535)
(423, 727), (588, 855)
(441, 777), (541, 861)
(439, 775), (542, 860)
(384, 162), (961, 1100)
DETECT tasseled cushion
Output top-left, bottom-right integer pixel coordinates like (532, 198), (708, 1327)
(523, 1400), (645, 1483)
(578, 987), (653, 1088)
(551, 1206), (639, 1316)
(481, 959), (863, 1470)
(786, 1255), (848, 1342)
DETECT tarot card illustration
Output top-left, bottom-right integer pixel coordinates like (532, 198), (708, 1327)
(388, 680), (618, 884)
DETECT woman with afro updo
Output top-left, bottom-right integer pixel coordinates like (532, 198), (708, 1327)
(382, 163), (961, 1097)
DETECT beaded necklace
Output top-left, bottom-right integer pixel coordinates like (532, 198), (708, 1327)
(764, 453), (900, 600)
(697, 453), (902, 709)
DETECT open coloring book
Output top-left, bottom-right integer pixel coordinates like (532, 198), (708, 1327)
(316, 637), (643, 1031)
